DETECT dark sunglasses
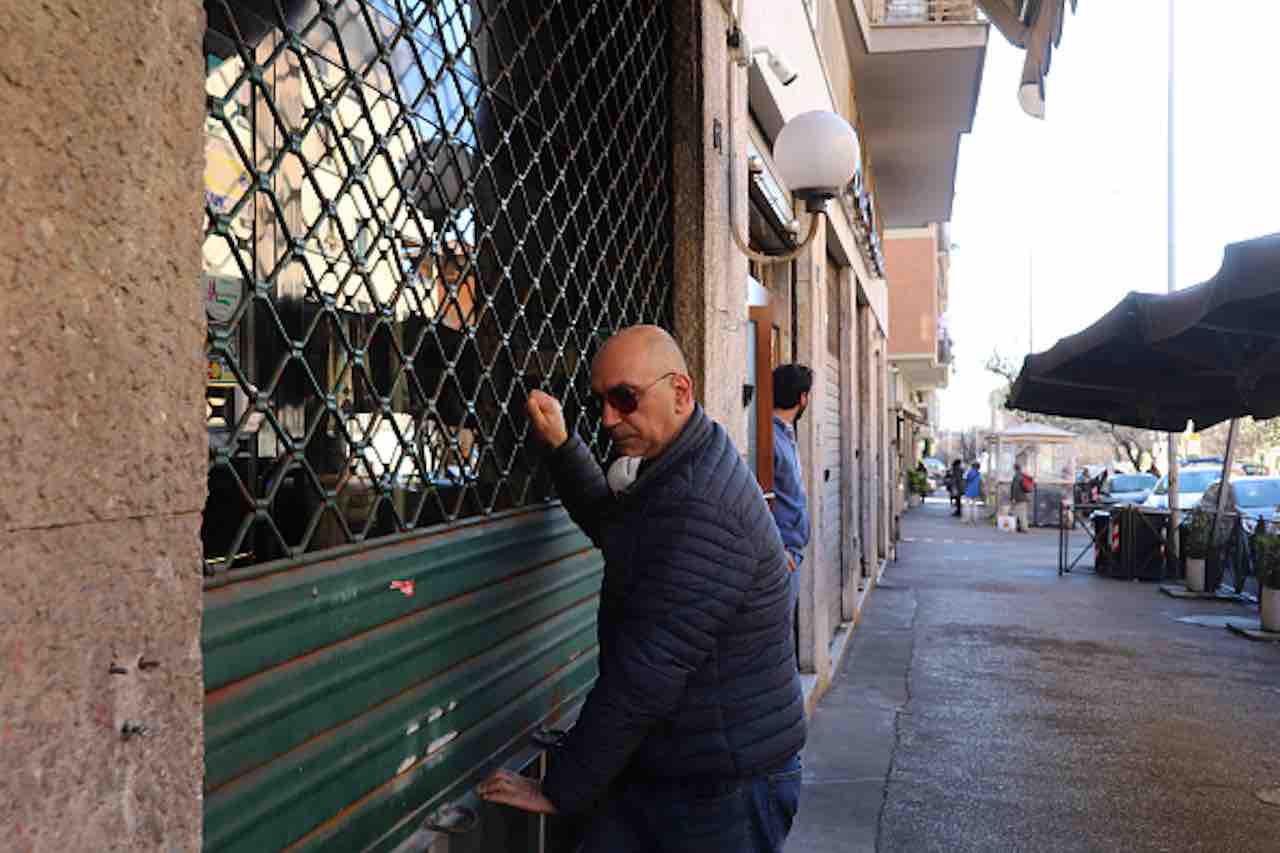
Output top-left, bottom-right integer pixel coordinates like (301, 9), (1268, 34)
(592, 371), (677, 415)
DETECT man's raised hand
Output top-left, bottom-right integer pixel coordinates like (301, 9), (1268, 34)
(526, 389), (569, 449)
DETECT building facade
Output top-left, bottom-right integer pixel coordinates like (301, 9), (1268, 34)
(887, 222), (955, 522)
(2, 1), (985, 849)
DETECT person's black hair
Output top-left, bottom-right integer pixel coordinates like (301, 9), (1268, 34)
(772, 363), (814, 409)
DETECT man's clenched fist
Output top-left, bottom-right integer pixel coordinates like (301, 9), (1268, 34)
(526, 389), (569, 449)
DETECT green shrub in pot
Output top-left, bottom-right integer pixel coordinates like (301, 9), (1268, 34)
(1251, 524), (1280, 590)
(908, 468), (931, 497)
(1183, 509), (1214, 560)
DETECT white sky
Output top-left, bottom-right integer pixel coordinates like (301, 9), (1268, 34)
(939, 2), (1280, 429)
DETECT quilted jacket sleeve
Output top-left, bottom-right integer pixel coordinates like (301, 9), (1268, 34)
(547, 435), (613, 547)
(541, 497), (756, 814)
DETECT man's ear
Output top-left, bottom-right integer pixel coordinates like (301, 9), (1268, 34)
(673, 373), (695, 410)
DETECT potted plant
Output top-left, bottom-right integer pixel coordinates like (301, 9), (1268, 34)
(1182, 509), (1214, 592)
(1251, 524), (1280, 632)
(907, 468), (930, 506)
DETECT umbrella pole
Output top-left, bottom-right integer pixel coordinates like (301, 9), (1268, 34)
(1209, 419), (1240, 583)
(1168, 438), (1179, 564)
(1215, 419), (1239, 520)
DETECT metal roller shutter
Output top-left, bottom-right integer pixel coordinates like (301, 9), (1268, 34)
(820, 258), (845, 640)
(199, 0), (672, 848)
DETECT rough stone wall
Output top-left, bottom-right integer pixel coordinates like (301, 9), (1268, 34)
(670, 0), (750, 445)
(0, 2), (208, 850)
(794, 228), (831, 681)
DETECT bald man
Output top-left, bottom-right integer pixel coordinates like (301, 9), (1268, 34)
(479, 325), (806, 852)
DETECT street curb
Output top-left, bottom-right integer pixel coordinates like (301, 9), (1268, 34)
(802, 558), (888, 716)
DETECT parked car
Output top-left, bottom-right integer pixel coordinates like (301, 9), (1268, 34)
(1242, 462), (1270, 476)
(922, 457), (947, 492)
(1183, 456), (1225, 467)
(1197, 476), (1280, 534)
(1099, 472), (1157, 506)
(1143, 464), (1244, 510)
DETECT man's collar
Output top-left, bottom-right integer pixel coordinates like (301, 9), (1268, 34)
(625, 405), (710, 492)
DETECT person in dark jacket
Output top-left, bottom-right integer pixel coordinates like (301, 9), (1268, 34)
(946, 459), (965, 517)
(1011, 463), (1032, 533)
(478, 326), (805, 852)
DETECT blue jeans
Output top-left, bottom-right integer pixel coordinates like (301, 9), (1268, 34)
(786, 553), (802, 668)
(577, 755), (803, 852)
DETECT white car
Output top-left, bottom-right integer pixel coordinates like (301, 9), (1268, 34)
(1142, 464), (1243, 510)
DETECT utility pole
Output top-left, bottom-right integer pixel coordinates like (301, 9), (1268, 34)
(1166, 0), (1180, 556)
(1028, 249), (1034, 353)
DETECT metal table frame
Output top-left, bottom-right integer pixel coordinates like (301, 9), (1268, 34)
(1059, 502), (1174, 579)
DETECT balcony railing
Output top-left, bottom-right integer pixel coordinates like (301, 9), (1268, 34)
(870, 0), (979, 24)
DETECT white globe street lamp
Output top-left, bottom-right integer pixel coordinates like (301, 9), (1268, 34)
(773, 111), (861, 212)
(731, 110), (861, 265)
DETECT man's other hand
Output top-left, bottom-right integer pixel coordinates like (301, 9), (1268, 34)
(477, 769), (559, 815)
(527, 390), (569, 449)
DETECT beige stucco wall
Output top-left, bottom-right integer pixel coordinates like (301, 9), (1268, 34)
(0, 2), (207, 849)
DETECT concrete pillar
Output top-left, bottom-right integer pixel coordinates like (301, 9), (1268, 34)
(873, 334), (883, 561)
(878, 332), (893, 561)
(857, 303), (878, 573)
(0, 2), (207, 849)
(794, 228), (830, 681)
(670, 0), (749, 443)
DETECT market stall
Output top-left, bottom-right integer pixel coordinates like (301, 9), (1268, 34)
(990, 422), (1077, 526)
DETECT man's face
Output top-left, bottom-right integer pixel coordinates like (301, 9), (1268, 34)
(591, 344), (692, 459)
(796, 390), (810, 422)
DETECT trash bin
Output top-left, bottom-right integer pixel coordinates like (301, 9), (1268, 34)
(1114, 506), (1168, 581)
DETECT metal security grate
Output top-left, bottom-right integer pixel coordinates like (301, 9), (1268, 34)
(201, 0), (672, 573)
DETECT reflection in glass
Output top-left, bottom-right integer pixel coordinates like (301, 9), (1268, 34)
(200, 0), (673, 572)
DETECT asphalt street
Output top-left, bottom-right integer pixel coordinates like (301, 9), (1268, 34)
(789, 496), (1280, 852)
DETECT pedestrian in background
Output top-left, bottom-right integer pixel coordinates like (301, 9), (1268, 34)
(946, 459), (965, 517)
(771, 364), (813, 623)
(479, 325), (805, 852)
(963, 461), (983, 524)
(1011, 463), (1032, 533)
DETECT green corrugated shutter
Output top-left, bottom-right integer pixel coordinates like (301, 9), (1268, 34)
(202, 508), (600, 852)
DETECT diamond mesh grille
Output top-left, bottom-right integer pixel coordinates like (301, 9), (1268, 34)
(201, 0), (672, 573)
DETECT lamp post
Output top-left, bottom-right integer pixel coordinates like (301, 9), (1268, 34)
(730, 110), (861, 264)
(1166, 0), (1180, 559)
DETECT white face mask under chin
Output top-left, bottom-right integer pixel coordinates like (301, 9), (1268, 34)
(607, 455), (644, 494)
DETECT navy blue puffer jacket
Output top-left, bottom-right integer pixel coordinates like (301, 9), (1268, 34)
(541, 405), (806, 814)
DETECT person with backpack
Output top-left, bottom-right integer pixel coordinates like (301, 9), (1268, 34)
(1011, 463), (1033, 533)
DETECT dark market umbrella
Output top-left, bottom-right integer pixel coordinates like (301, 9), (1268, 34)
(1007, 233), (1280, 431)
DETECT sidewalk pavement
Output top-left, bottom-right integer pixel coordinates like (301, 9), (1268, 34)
(788, 496), (1280, 853)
